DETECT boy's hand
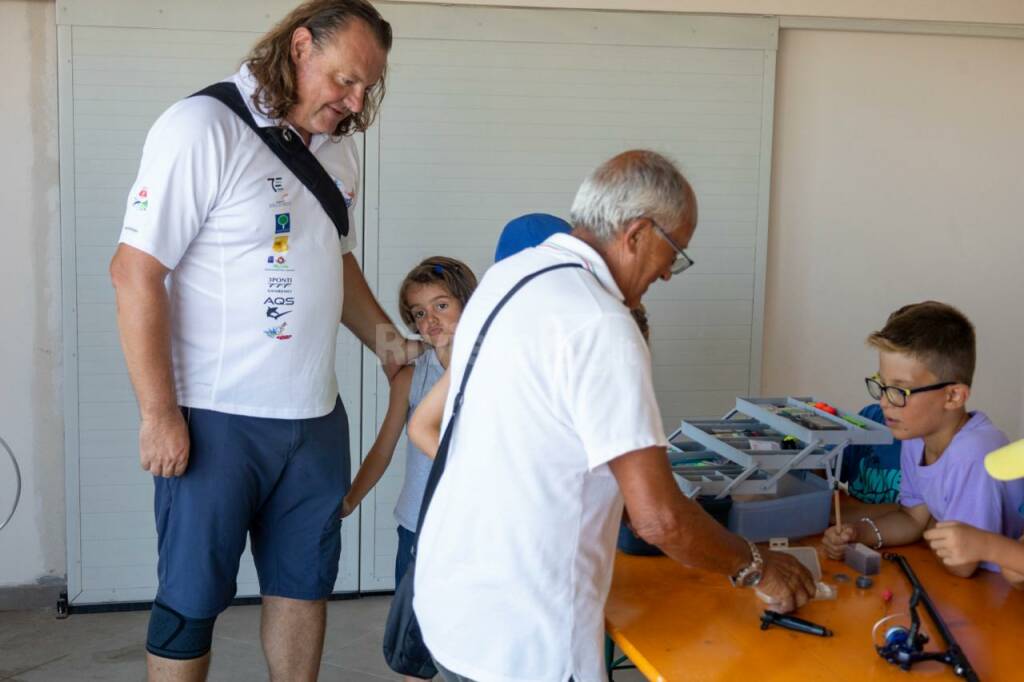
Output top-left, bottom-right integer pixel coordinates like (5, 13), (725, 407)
(924, 521), (991, 567)
(822, 523), (857, 560)
(1002, 567), (1024, 589)
(340, 496), (355, 519)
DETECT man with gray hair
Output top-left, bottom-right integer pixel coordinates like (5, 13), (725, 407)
(413, 150), (815, 682)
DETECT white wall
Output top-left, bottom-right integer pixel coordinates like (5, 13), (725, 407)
(764, 28), (1024, 439)
(3, 0), (1023, 596)
(389, 0), (1024, 25)
(0, 0), (65, 592)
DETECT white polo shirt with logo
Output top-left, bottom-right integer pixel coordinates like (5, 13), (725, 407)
(119, 64), (358, 419)
(414, 233), (667, 682)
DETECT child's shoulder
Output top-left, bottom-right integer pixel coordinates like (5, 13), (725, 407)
(413, 347), (440, 369)
(948, 411), (1010, 462)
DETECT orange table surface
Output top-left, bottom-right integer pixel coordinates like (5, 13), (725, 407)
(605, 541), (1022, 681)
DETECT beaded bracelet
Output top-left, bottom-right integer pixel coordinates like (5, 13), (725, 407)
(860, 516), (884, 550)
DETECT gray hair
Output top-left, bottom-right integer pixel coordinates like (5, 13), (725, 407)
(569, 150), (694, 242)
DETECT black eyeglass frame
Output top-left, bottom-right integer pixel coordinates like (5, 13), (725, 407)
(864, 374), (957, 408)
(650, 221), (695, 275)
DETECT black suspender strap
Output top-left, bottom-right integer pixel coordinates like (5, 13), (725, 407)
(191, 81), (350, 239)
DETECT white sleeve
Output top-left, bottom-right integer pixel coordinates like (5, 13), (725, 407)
(119, 98), (225, 269)
(337, 135), (359, 256)
(562, 310), (667, 470)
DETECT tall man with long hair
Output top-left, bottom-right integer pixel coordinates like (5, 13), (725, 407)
(109, 3), (414, 680)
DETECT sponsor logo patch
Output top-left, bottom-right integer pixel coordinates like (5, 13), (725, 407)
(332, 177), (355, 209)
(267, 276), (292, 291)
(264, 321), (292, 340)
(131, 187), (149, 211)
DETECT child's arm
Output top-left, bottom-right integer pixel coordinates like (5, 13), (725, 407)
(924, 522), (1024, 585)
(1003, 536), (1024, 588)
(341, 366), (413, 517)
(408, 368), (450, 459)
(923, 456), (1019, 578)
(839, 494), (900, 520)
(822, 503), (931, 560)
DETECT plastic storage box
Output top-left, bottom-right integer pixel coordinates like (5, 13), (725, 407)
(726, 473), (831, 542)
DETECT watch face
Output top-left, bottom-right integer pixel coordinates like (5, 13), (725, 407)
(742, 570), (763, 587)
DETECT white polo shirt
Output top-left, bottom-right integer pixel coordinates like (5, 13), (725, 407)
(119, 65), (359, 419)
(414, 233), (666, 682)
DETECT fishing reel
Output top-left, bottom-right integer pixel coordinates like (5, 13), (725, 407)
(877, 625), (929, 669)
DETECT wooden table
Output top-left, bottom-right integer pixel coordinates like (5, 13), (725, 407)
(604, 541), (1022, 681)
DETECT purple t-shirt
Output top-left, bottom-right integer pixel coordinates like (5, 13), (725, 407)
(900, 411), (1024, 571)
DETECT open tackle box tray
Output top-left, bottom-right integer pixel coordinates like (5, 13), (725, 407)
(735, 396), (893, 447)
(670, 452), (780, 497)
(668, 396), (893, 511)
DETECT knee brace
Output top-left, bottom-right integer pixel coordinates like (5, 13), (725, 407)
(146, 600), (216, 660)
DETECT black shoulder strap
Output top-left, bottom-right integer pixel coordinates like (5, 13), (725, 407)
(191, 81), (349, 239)
(412, 262), (586, 545)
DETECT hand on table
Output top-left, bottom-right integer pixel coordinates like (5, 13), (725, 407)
(822, 523), (857, 560)
(755, 551), (816, 613)
(923, 521), (991, 568)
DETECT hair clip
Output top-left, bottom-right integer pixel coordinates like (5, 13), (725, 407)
(432, 264), (445, 275)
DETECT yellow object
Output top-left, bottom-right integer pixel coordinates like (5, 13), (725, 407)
(985, 439), (1024, 480)
(272, 235), (289, 253)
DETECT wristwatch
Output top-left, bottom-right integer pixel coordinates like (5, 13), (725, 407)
(729, 539), (764, 588)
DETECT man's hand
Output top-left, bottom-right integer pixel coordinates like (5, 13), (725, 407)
(140, 409), (190, 478)
(924, 521), (991, 567)
(381, 337), (423, 382)
(822, 523), (857, 560)
(755, 551), (816, 613)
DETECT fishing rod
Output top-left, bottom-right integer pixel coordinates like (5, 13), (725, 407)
(877, 552), (979, 682)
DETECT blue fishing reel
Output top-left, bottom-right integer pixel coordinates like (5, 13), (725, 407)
(877, 625), (929, 668)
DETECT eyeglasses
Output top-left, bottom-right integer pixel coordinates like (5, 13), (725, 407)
(651, 221), (695, 275)
(864, 374), (956, 408)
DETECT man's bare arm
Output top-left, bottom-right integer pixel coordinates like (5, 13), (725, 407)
(109, 244), (189, 477)
(609, 447), (816, 613)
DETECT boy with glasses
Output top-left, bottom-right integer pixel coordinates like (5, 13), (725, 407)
(823, 301), (1024, 577)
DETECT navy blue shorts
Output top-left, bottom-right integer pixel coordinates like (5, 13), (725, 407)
(153, 398), (350, 618)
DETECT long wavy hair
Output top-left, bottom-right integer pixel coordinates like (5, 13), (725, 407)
(245, 0), (392, 137)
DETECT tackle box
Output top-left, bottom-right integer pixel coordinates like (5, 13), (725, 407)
(664, 396), (893, 540)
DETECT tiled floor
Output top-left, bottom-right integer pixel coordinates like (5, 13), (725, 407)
(0, 596), (646, 681)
